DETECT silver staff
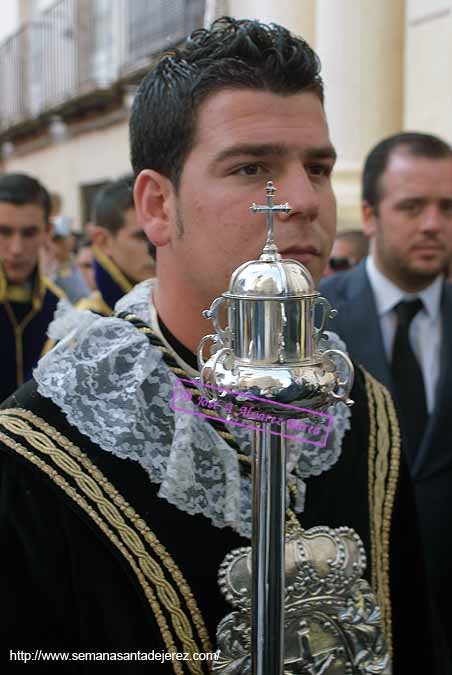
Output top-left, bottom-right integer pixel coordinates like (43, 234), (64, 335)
(249, 184), (291, 675)
(198, 181), (354, 674)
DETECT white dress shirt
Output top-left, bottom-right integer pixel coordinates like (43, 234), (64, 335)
(366, 255), (443, 413)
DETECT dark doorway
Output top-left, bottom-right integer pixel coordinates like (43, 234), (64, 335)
(80, 180), (109, 229)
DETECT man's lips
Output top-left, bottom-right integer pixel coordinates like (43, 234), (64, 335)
(280, 246), (320, 258)
(4, 261), (28, 268)
(411, 244), (443, 254)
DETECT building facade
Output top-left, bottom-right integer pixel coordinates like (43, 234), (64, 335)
(0, 0), (450, 229)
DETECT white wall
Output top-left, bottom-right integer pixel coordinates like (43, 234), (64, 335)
(3, 119), (130, 228)
(404, 3), (452, 141)
(0, 0), (19, 43)
(227, 0), (316, 45)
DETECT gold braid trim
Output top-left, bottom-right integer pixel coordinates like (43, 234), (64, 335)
(42, 275), (66, 302)
(0, 409), (212, 675)
(379, 383), (400, 656)
(363, 369), (400, 657)
(76, 290), (113, 317)
(365, 372), (378, 595)
(92, 247), (133, 294)
(3, 301), (40, 387)
(2, 273), (63, 384)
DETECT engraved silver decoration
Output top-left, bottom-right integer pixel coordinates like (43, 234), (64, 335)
(213, 527), (391, 674)
(197, 182), (387, 674)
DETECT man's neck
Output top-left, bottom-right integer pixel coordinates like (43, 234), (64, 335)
(158, 314), (198, 370)
(3, 268), (36, 290)
(153, 283), (215, 355)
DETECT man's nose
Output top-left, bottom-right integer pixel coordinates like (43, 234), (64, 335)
(274, 168), (320, 224)
(421, 204), (444, 233)
(9, 234), (25, 256)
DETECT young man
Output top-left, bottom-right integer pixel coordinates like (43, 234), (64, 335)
(0, 20), (433, 673)
(0, 173), (64, 403)
(78, 175), (156, 316)
(320, 131), (452, 672)
(74, 237), (96, 291)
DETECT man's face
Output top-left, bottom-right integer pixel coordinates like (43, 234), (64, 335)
(0, 202), (50, 284)
(164, 89), (337, 302)
(323, 238), (361, 277)
(331, 238), (359, 264)
(105, 208), (155, 282)
(75, 245), (96, 290)
(364, 150), (452, 289)
(48, 236), (72, 265)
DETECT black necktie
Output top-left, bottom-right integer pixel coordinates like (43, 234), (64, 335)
(390, 299), (428, 460)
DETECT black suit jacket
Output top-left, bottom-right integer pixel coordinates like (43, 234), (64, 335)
(319, 260), (452, 670)
(320, 261), (452, 480)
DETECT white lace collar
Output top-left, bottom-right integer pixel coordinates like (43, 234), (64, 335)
(35, 280), (351, 537)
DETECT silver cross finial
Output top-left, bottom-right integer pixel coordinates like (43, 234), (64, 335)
(250, 181), (291, 259)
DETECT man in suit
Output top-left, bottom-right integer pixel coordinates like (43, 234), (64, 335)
(320, 131), (452, 672)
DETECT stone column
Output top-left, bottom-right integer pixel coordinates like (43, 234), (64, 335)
(316, 0), (404, 227)
(227, 0), (316, 46)
(404, 4), (452, 141)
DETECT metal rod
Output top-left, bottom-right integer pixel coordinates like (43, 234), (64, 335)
(251, 421), (286, 675)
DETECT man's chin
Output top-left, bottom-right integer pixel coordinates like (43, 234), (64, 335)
(304, 259), (323, 287)
(132, 269), (155, 283)
(412, 258), (446, 276)
(3, 267), (33, 285)
(405, 260), (446, 284)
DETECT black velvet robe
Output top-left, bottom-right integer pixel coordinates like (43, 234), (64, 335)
(0, 365), (434, 674)
(76, 248), (133, 316)
(0, 270), (63, 404)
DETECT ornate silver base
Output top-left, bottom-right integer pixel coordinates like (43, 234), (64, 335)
(213, 527), (391, 675)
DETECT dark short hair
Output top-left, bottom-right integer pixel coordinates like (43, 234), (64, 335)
(73, 233), (92, 252)
(0, 173), (51, 221)
(93, 174), (135, 235)
(362, 132), (452, 212)
(336, 229), (369, 259)
(130, 16), (323, 188)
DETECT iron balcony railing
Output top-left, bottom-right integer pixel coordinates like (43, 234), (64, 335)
(0, 0), (205, 134)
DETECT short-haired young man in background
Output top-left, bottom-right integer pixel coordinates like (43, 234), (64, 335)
(78, 174), (156, 315)
(0, 172), (63, 403)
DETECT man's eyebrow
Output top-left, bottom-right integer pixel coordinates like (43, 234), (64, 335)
(0, 224), (40, 231)
(213, 143), (288, 164)
(212, 143), (337, 165)
(304, 145), (337, 162)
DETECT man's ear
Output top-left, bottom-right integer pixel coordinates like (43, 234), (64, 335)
(90, 226), (113, 253)
(361, 201), (378, 238)
(134, 170), (175, 247)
